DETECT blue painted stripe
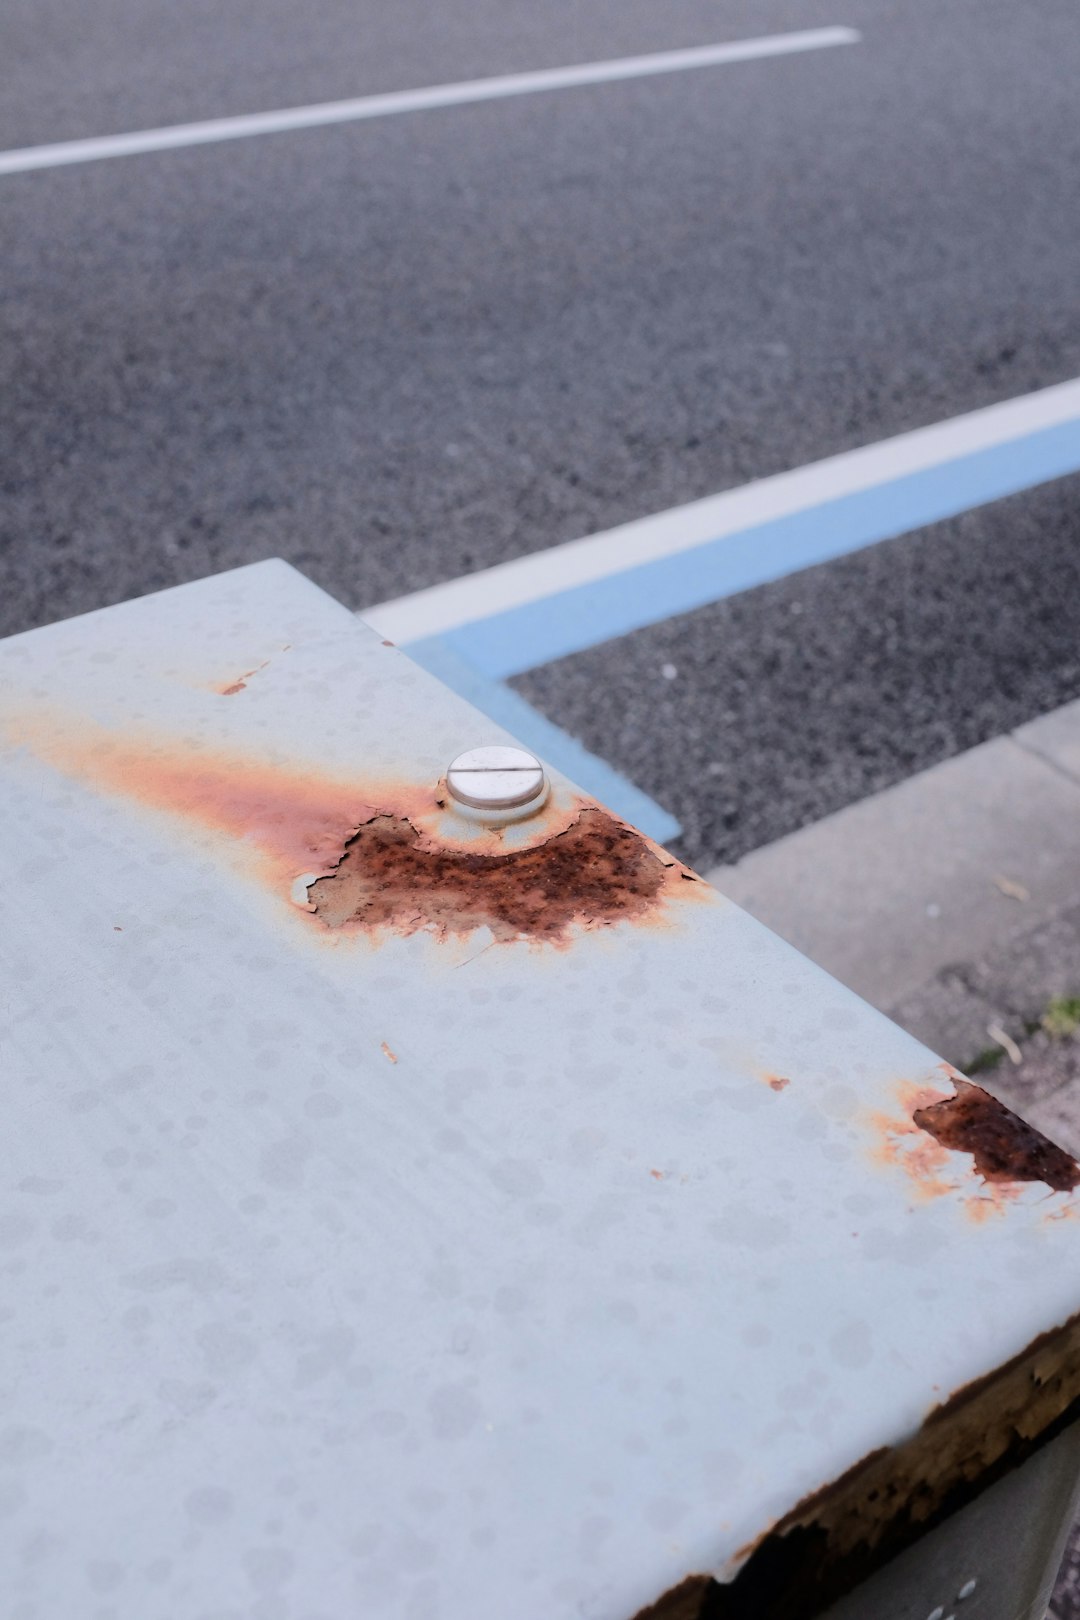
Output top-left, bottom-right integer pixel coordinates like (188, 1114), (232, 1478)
(440, 419), (1080, 678)
(404, 635), (682, 844)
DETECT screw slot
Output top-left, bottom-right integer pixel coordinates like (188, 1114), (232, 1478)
(444, 745), (548, 821)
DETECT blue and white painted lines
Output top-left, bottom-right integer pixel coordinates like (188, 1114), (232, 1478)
(364, 377), (1080, 843)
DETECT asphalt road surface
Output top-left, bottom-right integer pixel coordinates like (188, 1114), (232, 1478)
(3, 0), (1080, 865)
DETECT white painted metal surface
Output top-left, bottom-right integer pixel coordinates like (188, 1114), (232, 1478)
(1, 559), (1079, 1620)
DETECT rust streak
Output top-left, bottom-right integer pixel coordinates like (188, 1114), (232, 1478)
(7, 713), (404, 891)
(913, 1079), (1080, 1193)
(308, 807), (678, 944)
(217, 658), (271, 695)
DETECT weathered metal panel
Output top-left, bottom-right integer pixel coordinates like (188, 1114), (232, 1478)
(819, 1419), (1080, 1620)
(1, 559), (1079, 1619)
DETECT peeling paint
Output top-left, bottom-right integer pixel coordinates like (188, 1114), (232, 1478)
(913, 1079), (1080, 1194)
(865, 1068), (1080, 1222)
(308, 806), (681, 944)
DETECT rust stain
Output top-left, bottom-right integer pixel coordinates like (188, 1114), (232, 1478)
(217, 657), (271, 695)
(867, 1072), (1078, 1214)
(913, 1079), (1080, 1194)
(307, 806), (681, 944)
(9, 709), (700, 945)
(13, 719), (379, 887)
(866, 1080), (957, 1202)
(381, 1041), (398, 1064)
(650, 1169), (664, 1180)
(215, 644), (290, 695)
(764, 1074), (790, 1093)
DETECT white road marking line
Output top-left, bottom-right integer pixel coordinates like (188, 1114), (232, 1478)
(363, 375), (1080, 646)
(0, 29), (859, 176)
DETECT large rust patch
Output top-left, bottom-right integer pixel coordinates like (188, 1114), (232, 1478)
(308, 807), (678, 943)
(913, 1079), (1079, 1193)
(7, 708), (698, 945)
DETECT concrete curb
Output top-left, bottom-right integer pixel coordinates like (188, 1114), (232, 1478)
(708, 697), (1080, 1068)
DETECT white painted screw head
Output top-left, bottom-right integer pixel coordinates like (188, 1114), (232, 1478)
(445, 746), (547, 816)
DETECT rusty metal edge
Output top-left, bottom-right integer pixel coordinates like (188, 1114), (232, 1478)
(631, 1309), (1080, 1620)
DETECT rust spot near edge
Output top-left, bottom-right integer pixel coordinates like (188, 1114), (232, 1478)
(867, 1070), (1079, 1213)
(913, 1078), (1080, 1193)
(308, 806), (675, 944)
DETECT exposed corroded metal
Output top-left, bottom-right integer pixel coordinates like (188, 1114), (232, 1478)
(866, 1068), (1080, 1220)
(681, 1309), (1080, 1620)
(632, 1577), (713, 1620)
(5, 708), (700, 945)
(308, 806), (689, 943)
(913, 1079), (1080, 1193)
